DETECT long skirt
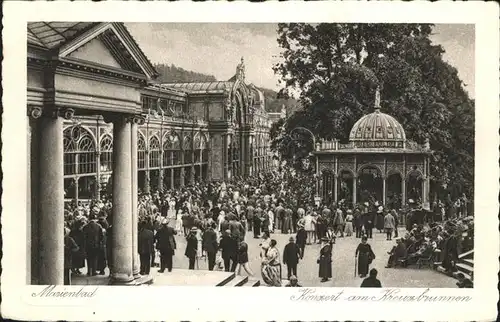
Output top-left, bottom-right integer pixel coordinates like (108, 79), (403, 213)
(357, 252), (370, 276)
(97, 247), (107, 271)
(318, 259), (332, 279)
(261, 264), (282, 286)
(344, 222), (353, 236)
(282, 217), (291, 234)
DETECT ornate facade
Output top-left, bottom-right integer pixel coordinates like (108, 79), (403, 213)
(27, 22), (271, 285)
(313, 88), (431, 209)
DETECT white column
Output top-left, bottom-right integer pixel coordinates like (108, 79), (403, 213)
(353, 176), (358, 206)
(131, 121), (140, 279)
(38, 112), (65, 285)
(110, 116), (134, 285)
(382, 176), (387, 205)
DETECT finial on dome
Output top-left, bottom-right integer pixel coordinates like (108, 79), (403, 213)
(374, 86), (381, 112)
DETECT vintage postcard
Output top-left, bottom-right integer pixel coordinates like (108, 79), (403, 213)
(2, 1), (499, 321)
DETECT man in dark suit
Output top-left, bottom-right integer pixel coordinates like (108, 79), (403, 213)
(202, 223), (219, 271)
(283, 236), (301, 279)
(138, 220), (155, 275)
(83, 214), (104, 276)
(219, 229), (238, 272)
(185, 227), (198, 270)
(155, 219), (177, 273)
(363, 209), (375, 239)
(360, 268), (382, 288)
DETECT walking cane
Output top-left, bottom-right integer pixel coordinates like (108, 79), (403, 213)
(354, 256), (357, 277)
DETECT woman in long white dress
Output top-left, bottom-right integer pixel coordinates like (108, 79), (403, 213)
(261, 239), (282, 287)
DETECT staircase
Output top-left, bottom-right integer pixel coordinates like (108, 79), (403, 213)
(435, 249), (474, 282)
(218, 273), (261, 287)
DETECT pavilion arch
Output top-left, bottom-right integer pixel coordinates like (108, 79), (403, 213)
(406, 169), (424, 203)
(137, 131), (147, 170)
(321, 168), (335, 203)
(357, 164), (383, 178)
(357, 165), (384, 204)
(386, 171), (403, 210)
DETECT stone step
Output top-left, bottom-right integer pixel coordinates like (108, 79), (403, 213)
(243, 279), (261, 287)
(456, 262), (473, 275)
(224, 275), (248, 287)
(458, 249), (474, 260)
(453, 271), (473, 281)
(463, 258), (473, 267)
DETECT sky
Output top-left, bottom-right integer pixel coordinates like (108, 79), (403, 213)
(126, 23), (475, 98)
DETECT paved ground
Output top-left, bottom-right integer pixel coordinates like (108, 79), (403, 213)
(166, 228), (457, 288)
(73, 228), (457, 287)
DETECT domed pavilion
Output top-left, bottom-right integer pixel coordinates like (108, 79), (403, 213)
(313, 88), (431, 209)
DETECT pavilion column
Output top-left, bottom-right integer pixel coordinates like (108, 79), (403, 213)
(334, 174), (338, 203)
(180, 150), (185, 186)
(110, 115), (134, 285)
(382, 175), (387, 206)
(170, 168), (174, 190)
(402, 158), (407, 206)
(158, 151), (164, 191)
(352, 175), (358, 206)
(38, 109), (65, 285)
(131, 120), (140, 279)
(95, 151), (101, 200)
(144, 151), (150, 194)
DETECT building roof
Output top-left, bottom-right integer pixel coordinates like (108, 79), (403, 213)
(349, 109), (406, 142)
(161, 81), (234, 93)
(27, 22), (98, 49)
(315, 148), (430, 155)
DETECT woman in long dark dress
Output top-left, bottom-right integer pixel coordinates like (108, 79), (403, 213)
(318, 237), (333, 282)
(69, 219), (86, 275)
(355, 236), (375, 278)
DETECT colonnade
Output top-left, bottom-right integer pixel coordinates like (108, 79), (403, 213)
(31, 107), (146, 285)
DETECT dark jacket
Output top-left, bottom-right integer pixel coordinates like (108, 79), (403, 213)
(155, 225), (177, 253)
(202, 228), (218, 254)
(237, 242), (249, 264)
(185, 234), (198, 258)
(295, 228), (307, 247)
(283, 242), (301, 265)
(138, 228), (155, 255)
(219, 235), (237, 259)
(83, 220), (104, 250)
(360, 276), (382, 288)
(64, 235), (79, 269)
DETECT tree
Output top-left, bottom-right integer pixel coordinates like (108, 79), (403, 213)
(272, 23), (474, 199)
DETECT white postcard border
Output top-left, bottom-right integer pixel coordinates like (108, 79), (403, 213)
(2, 1), (499, 321)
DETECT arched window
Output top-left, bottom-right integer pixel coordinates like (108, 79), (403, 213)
(165, 132), (181, 165)
(201, 134), (208, 163)
(138, 133), (147, 169)
(183, 134), (192, 164)
(162, 134), (172, 167)
(63, 126), (96, 175)
(149, 136), (161, 168)
(100, 135), (113, 172)
(194, 134), (202, 164)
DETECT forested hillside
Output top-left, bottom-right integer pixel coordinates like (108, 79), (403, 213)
(153, 63), (299, 113)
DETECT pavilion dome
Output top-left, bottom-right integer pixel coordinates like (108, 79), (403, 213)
(348, 88), (406, 148)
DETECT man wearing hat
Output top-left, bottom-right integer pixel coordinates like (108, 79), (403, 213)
(318, 237), (333, 283)
(138, 219), (155, 275)
(83, 213), (104, 276)
(185, 227), (199, 270)
(386, 238), (407, 268)
(295, 221), (307, 260)
(384, 209), (396, 241)
(283, 236), (301, 279)
(155, 218), (177, 273)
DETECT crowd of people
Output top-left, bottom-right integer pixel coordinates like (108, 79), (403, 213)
(63, 167), (473, 288)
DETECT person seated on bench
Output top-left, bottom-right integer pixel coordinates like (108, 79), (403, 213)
(407, 239), (434, 264)
(385, 238), (407, 268)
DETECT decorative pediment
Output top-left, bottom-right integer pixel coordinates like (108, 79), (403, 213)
(68, 37), (123, 69)
(58, 22), (158, 80)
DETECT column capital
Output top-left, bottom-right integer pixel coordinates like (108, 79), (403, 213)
(102, 113), (146, 125)
(28, 106), (75, 120)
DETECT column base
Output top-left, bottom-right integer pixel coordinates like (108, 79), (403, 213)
(133, 271), (141, 279)
(109, 273), (136, 285)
